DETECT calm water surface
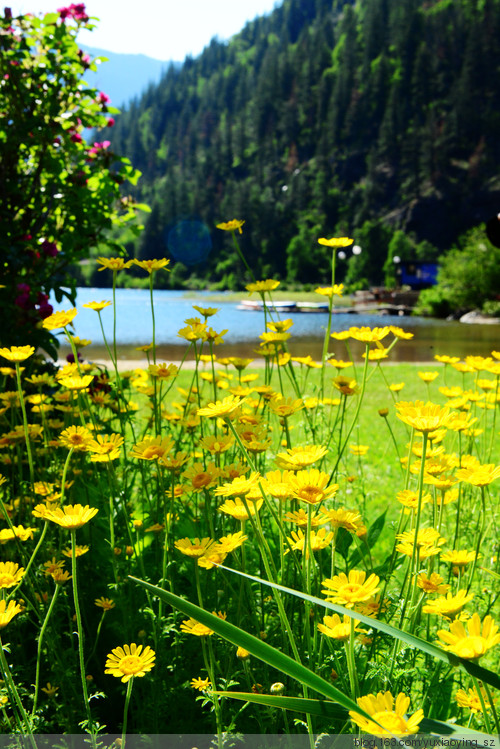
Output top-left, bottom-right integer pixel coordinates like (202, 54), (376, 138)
(52, 288), (499, 363)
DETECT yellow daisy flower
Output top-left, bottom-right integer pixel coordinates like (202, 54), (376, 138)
(45, 504), (98, 530)
(437, 613), (500, 659)
(322, 570), (380, 608)
(175, 538), (215, 558)
(0, 346), (35, 362)
(318, 614), (366, 641)
(82, 301), (112, 312)
(350, 691), (424, 735)
(105, 643), (156, 682)
(0, 562), (25, 588)
(0, 600), (23, 629)
(42, 309), (78, 330)
(217, 219), (245, 234)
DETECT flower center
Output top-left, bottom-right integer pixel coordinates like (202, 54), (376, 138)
(143, 447), (165, 459)
(339, 583), (363, 600)
(192, 473), (211, 488)
(119, 655), (143, 675)
(300, 487), (323, 503)
(371, 711), (409, 735)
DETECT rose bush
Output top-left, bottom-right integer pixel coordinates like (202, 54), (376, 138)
(0, 5), (146, 357)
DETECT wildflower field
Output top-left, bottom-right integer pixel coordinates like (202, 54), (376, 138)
(0, 246), (499, 744)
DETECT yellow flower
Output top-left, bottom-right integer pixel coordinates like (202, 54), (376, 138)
(82, 301), (112, 312)
(456, 463), (500, 486)
(350, 691), (424, 736)
(396, 401), (453, 432)
(216, 531), (248, 553)
(389, 326), (414, 340)
(246, 279), (280, 293)
(197, 395), (243, 418)
(58, 374), (94, 390)
(289, 469), (339, 505)
(214, 472), (261, 498)
(131, 435), (174, 461)
(396, 528), (446, 559)
(180, 612), (226, 636)
(45, 504), (98, 530)
(88, 433), (123, 462)
(416, 572), (450, 595)
(322, 570), (380, 608)
(363, 348), (389, 361)
(422, 590), (474, 619)
(95, 597), (115, 610)
(435, 355), (460, 364)
(315, 285), (344, 297)
(197, 549), (228, 569)
(262, 469), (295, 500)
(0, 562), (25, 588)
(318, 236), (353, 248)
(217, 219), (245, 234)
(0, 346), (35, 362)
(396, 490), (432, 513)
(0, 600), (22, 629)
(268, 396), (303, 418)
(286, 528), (335, 556)
(218, 498), (263, 521)
(275, 445), (328, 470)
(175, 537), (215, 558)
(190, 677), (212, 691)
(199, 434), (234, 454)
(418, 371), (439, 383)
(148, 363), (179, 379)
(440, 549), (477, 567)
(42, 309), (78, 330)
(349, 444), (369, 456)
(0, 525), (36, 544)
(456, 686), (495, 713)
(97, 257), (133, 271)
(390, 382), (405, 392)
(105, 643), (156, 682)
(62, 545), (89, 558)
(320, 507), (363, 533)
(318, 614), (366, 641)
(347, 326), (391, 343)
(59, 426), (93, 451)
(133, 258), (170, 273)
(183, 462), (220, 492)
(332, 376), (359, 396)
(41, 683), (59, 698)
(437, 613), (500, 659)
(193, 306), (219, 319)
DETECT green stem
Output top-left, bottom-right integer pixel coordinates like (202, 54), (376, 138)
(32, 584), (61, 717)
(15, 362), (34, 490)
(70, 529), (95, 742)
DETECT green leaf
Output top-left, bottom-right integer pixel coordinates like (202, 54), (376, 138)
(128, 576), (378, 727)
(214, 692), (348, 721)
(211, 566), (500, 692)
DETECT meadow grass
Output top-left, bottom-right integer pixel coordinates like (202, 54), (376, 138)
(0, 280), (498, 742)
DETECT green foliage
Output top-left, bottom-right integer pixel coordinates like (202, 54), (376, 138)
(417, 226), (500, 316)
(0, 7), (144, 353)
(105, 0), (500, 290)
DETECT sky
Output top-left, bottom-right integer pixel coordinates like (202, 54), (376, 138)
(9, 0), (282, 61)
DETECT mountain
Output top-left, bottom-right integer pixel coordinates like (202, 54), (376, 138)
(98, 0), (500, 290)
(80, 45), (174, 109)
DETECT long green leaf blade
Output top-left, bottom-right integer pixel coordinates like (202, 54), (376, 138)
(214, 565), (500, 691)
(214, 692), (348, 721)
(129, 576), (376, 726)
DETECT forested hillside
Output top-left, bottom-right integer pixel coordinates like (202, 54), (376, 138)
(98, 0), (500, 289)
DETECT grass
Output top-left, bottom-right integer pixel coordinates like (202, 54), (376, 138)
(0, 297), (498, 741)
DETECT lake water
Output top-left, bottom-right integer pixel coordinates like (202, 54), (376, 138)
(51, 287), (499, 363)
